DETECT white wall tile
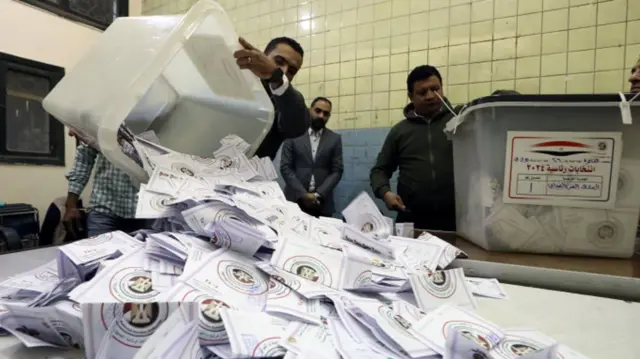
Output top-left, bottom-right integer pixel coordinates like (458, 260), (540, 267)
(143, 0), (633, 127)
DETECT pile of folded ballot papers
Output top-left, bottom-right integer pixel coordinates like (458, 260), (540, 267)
(0, 134), (592, 359)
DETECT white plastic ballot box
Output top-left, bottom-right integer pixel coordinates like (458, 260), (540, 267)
(42, 0), (274, 183)
(447, 94), (640, 258)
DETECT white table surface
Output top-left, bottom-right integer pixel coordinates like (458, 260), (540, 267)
(0, 248), (637, 359)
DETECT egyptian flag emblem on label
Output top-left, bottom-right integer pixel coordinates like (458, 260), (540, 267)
(528, 140), (597, 157)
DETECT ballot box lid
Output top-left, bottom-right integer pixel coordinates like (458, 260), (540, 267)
(42, 0), (274, 183)
(468, 93), (640, 106)
(446, 93), (640, 134)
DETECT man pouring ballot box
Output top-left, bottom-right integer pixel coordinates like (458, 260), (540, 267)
(61, 34), (310, 238)
(233, 36), (310, 159)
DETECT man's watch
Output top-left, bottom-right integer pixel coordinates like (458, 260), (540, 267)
(268, 67), (285, 87)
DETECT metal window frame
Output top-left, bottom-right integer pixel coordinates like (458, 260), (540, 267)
(17, 0), (129, 30)
(0, 52), (66, 166)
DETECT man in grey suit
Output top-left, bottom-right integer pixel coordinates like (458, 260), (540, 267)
(280, 97), (344, 217)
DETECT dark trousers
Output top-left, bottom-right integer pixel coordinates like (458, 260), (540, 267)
(87, 211), (153, 237)
(396, 210), (456, 232)
(39, 199), (87, 246)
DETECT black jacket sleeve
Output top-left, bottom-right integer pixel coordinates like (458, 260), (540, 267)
(279, 138), (308, 200)
(370, 126), (398, 199)
(273, 84), (310, 139)
(316, 135), (344, 198)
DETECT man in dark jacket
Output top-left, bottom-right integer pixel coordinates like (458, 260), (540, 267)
(630, 56), (640, 93)
(369, 65), (458, 231)
(234, 37), (310, 159)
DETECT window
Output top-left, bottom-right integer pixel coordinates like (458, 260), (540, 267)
(0, 52), (66, 166)
(19, 0), (129, 30)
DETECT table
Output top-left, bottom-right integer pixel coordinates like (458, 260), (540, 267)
(0, 247), (83, 359)
(0, 248), (637, 358)
(422, 230), (640, 278)
(453, 237), (640, 278)
(477, 284), (638, 359)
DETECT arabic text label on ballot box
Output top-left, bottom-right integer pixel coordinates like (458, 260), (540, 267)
(448, 94), (640, 258)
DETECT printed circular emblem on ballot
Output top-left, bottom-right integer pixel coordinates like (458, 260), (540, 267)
(74, 231), (113, 246)
(267, 277), (293, 300)
(49, 320), (81, 349)
(34, 269), (59, 283)
(283, 255), (332, 287)
(442, 321), (502, 351)
(72, 303), (82, 313)
(109, 267), (159, 302)
(172, 163), (196, 177)
(217, 260), (268, 295)
(492, 336), (548, 358)
(588, 219), (623, 249)
(361, 222), (375, 233)
(150, 196), (172, 212)
(418, 270), (456, 298)
(217, 156), (235, 169)
(251, 337), (285, 357)
(210, 227), (232, 249)
(181, 289), (229, 344)
(311, 226), (330, 243)
(403, 304), (426, 320)
(358, 213), (386, 234)
(271, 274), (301, 293)
(257, 184), (278, 197)
(211, 208), (251, 227)
(100, 302), (168, 348)
(188, 155), (216, 166)
(378, 306), (413, 335)
(352, 270), (374, 288)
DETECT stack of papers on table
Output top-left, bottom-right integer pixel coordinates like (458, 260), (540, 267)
(57, 230), (144, 281)
(0, 260), (77, 308)
(0, 133), (592, 359)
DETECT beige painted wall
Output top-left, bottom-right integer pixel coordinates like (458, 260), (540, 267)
(0, 0), (141, 220)
(142, 0), (640, 130)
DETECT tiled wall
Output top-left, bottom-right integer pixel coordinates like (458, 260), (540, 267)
(143, 0), (640, 131)
(141, 0), (640, 215)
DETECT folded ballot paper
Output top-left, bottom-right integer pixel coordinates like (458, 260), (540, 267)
(0, 133), (592, 359)
(460, 167), (640, 258)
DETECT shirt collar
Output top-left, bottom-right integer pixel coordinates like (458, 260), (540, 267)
(309, 127), (323, 137)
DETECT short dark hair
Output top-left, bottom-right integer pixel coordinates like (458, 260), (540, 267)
(407, 65), (442, 94)
(491, 90), (521, 96)
(311, 96), (332, 108)
(264, 37), (304, 58)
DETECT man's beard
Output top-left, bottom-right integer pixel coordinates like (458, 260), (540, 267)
(311, 117), (325, 131)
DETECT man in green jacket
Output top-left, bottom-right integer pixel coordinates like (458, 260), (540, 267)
(369, 65), (458, 231)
